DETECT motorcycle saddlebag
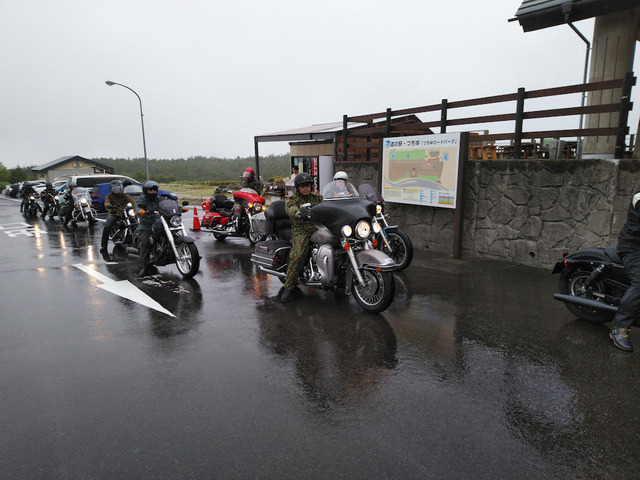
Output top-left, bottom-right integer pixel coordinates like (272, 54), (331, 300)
(251, 239), (290, 270)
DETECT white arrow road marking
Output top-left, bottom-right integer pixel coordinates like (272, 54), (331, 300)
(73, 263), (175, 317)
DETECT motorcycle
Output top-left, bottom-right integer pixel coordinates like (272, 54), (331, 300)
(552, 245), (627, 323)
(23, 194), (42, 217)
(358, 183), (413, 270)
(127, 197), (200, 279)
(250, 179), (398, 313)
(200, 188), (266, 244)
(41, 191), (61, 219)
(108, 202), (138, 249)
(59, 187), (97, 225)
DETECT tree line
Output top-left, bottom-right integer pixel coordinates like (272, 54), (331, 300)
(0, 154), (292, 186)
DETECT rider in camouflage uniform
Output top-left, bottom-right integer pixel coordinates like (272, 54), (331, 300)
(281, 172), (323, 302)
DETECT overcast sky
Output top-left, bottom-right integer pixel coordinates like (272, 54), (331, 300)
(1, 1), (637, 169)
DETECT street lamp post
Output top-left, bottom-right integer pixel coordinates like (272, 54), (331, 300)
(105, 81), (149, 181)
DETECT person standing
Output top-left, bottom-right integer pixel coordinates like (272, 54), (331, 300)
(281, 172), (323, 302)
(610, 182), (640, 352)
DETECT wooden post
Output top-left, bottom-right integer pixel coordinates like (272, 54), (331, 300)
(386, 108), (391, 137)
(514, 87), (525, 159)
(615, 71), (636, 159)
(452, 132), (469, 259)
(440, 99), (448, 133)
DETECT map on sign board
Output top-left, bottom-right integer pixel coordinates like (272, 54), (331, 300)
(381, 132), (461, 209)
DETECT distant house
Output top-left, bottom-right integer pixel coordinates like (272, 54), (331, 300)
(31, 156), (114, 183)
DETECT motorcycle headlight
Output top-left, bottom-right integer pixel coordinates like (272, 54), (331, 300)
(341, 225), (353, 238)
(355, 220), (371, 239)
(29, 195), (36, 200)
(170, 215), (182, 228)
(372, 222), (382, 234)
(253, 202), (263, 213)
(376, 205), (383, 215)
(127, 208), (135, 217)
(80, 198), (87, 205)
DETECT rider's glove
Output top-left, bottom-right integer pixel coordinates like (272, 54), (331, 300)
(296, 212), (309, 221)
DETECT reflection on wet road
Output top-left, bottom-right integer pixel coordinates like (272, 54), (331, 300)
(1, 195), (640, 479)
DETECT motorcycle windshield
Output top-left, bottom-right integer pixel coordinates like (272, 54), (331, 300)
(157, 197), (182, 217)
(233, 188), (265, 203)
(358, 183), (384, 203)
(71, 188), (92, 202)
(310, 197), (376, 235)
(321, 180), (360, 199)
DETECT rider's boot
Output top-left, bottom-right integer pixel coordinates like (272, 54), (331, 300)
(281, 288), (294, 303)
(610, 328), (633, 352)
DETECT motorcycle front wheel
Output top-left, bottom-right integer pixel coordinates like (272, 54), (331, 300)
(175, 242), (200, 278)
(352, 269), (395, 313)
(379, 228), (413, 271)
(559, 268), (615, 323)
(109, 226), (126, 245)
(248, 227), (265, 245)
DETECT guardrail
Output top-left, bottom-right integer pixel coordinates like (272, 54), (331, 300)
(340, 72), (636, 160)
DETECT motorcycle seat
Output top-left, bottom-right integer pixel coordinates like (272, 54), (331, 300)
(266, 200), (292, 241)
(265, 200), (288, 221)
(604, 245), (621, 263)
(212, 194), (233, 211)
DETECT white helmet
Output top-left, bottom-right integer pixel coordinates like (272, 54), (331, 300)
(333, 171), (348, 181)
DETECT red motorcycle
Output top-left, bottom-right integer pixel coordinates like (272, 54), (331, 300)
(201, 188), (266, 244)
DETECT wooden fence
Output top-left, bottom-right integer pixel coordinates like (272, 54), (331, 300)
(339, 72), (636, 161)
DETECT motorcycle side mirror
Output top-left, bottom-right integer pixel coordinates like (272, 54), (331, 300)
(182, 200), (189, 206)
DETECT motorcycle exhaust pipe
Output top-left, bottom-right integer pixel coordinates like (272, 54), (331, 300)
(553, 294), (618, 313)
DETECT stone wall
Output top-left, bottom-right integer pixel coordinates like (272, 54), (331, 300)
(334, 159), (640, 269)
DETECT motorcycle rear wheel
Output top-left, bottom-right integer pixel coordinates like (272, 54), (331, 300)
(379, 228), (413, 271)
(352, 269), (395, 313)
(559, 268), (615, 323)
(175, 242), (200, 278)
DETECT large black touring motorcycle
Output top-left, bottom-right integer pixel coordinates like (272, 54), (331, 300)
(250, 180), (399, 313)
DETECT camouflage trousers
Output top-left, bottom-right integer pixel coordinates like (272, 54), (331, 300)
(283, 227), (315, 290)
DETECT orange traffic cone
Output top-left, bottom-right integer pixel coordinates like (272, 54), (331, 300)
(191, 206), (201, 231)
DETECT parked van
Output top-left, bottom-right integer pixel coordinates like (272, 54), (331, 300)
(64, 174), (137, 190)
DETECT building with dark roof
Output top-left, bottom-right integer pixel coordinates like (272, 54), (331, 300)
(31, 155), (114, 183)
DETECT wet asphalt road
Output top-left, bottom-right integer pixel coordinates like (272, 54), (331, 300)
(2, 194), (640, 479)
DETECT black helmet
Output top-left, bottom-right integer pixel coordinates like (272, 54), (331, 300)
(45, 182), (52, 188)
(110, 180), (123, 195)
(143, 180), (159, 197)
(294, 172), (313, 188)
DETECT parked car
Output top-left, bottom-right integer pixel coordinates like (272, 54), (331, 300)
(90, 182), (177, 211)
(4, 183), (20, 197)
(64, 174), (138, 191)
(19, 181), (46, 196)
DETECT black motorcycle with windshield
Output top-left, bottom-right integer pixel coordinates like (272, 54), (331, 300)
(251, 179), (399, 313)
